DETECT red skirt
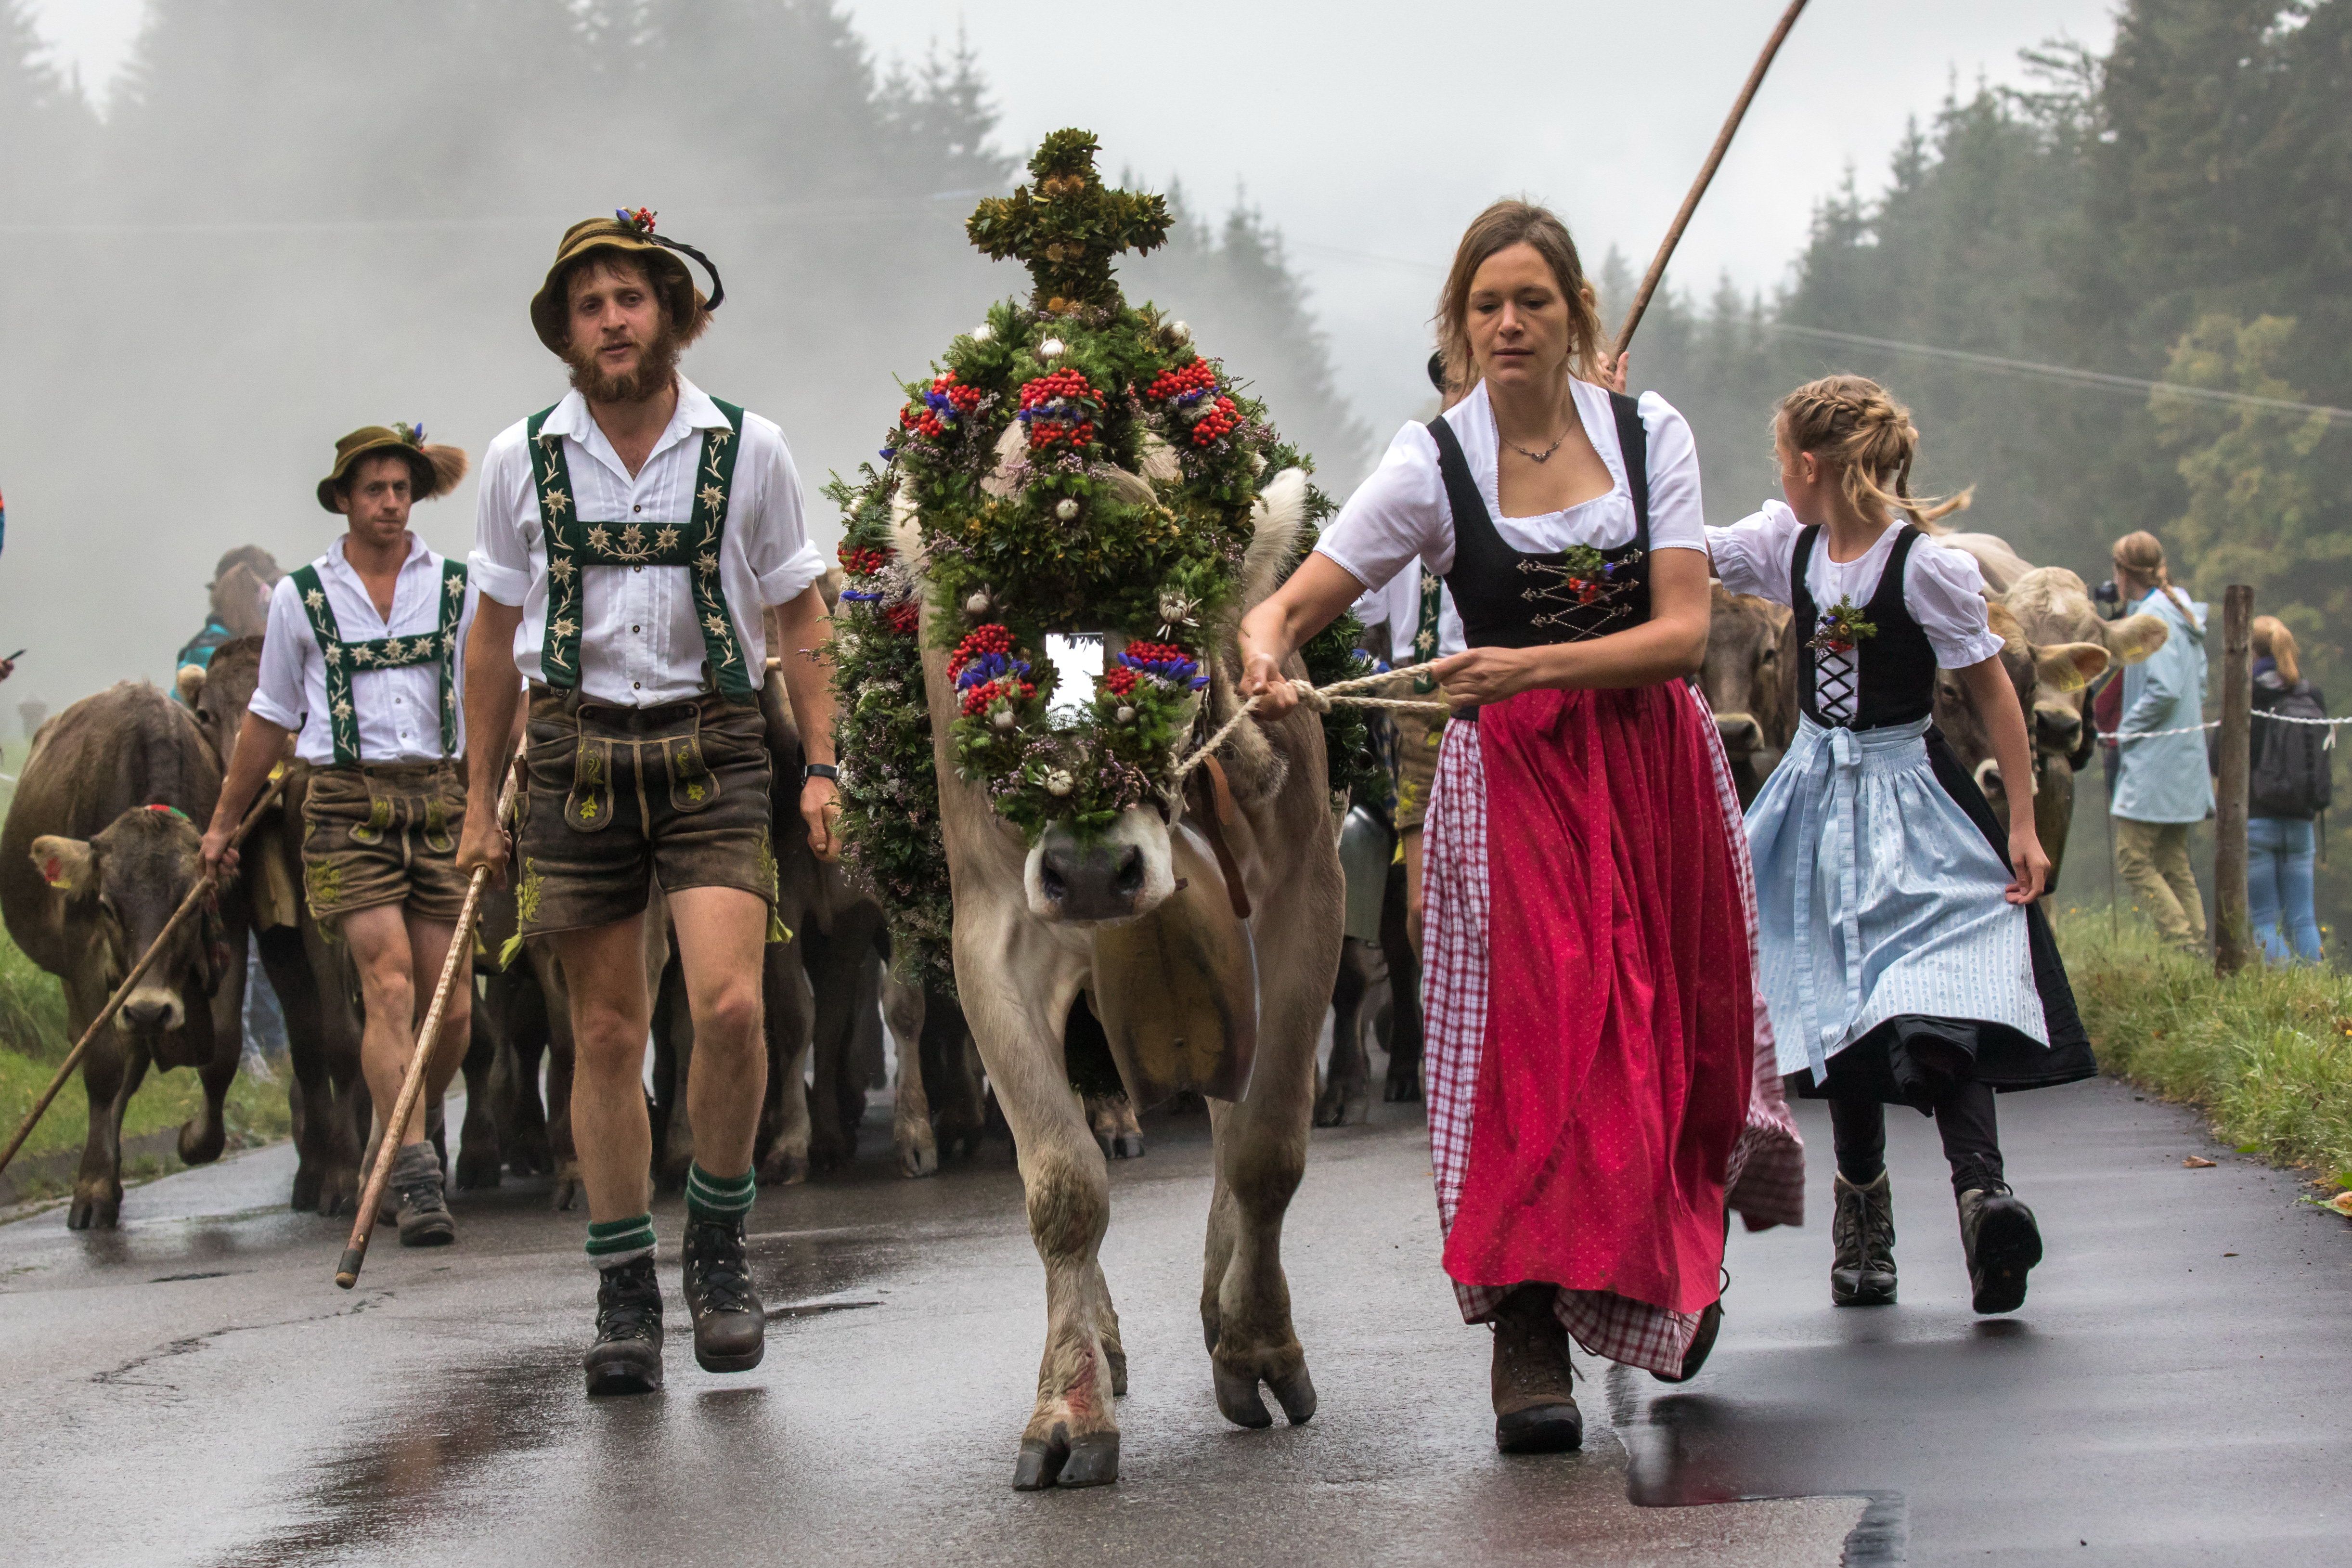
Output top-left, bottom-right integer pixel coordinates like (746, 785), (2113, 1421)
(1424, 679), (1778, 1373)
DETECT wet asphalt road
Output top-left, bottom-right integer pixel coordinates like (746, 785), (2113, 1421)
(1, 1072), (2346, 1567)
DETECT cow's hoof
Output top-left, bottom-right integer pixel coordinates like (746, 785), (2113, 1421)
(1014, 1427), (1119, 1490)
(1107, 1345), (1128, 1397)
(454, 1145), (503, 1192)
(1214, 1350), (1316, 1429)
(1313, 1093), (1368, 1128)
(809, 1133), (853, 1175)
(1383, 1064), (1425, 1104)
(896, 1137), (938, 1179)
(506, 1129), (554, 1177)
(1098, 1131), (1144, 1160)
(178, 1116), (226, 1167)
(550, 1175), (582, 1212)
(759, 1149), (809, 1187)
(289, 1164), (323, 1213)
(66, 1190), (120, 1230)
(318, 1173), (357, 1218)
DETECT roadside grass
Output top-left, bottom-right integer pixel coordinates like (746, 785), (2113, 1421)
(0, 923), (69, 1060)
(2059, 912), (2352, 1192)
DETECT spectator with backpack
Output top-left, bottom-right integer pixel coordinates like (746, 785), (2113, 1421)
(2248, 616), (2330, 963)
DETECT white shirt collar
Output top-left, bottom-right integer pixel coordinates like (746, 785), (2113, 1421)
(536, 374), (729, 442)
(323, 531), (430, 578)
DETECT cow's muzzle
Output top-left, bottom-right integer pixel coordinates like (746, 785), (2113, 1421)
(119, 986), (185, 1035)
(2033, 702), (2082, 752)
(1026, 814), (1176, 924)
(1715, 712), (1764, 756)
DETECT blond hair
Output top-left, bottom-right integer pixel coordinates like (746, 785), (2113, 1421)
(1434, 200), (1605, 399)
(2111, 531), (2192, 620)
(2252, 614), (2301, 684)
(1775, 375), (1972, 531)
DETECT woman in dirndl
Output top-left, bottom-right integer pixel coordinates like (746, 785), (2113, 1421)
(1710, 375), (2096, 1322)
(1240, 200), (1800, 1456)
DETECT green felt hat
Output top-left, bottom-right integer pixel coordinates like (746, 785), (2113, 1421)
(528, 207), (724, 358)
(316, 424), (469, 513)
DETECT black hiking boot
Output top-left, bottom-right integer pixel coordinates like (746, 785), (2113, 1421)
(1831, 1170), (1897, 1307)
(390, 1140), (456, 1248)
(1958, 1182), (2043, 1314)
(583, 1255), (664, 1397)
(682, 1216), (766, 1373)
(1490, 1286), (1581, 1453)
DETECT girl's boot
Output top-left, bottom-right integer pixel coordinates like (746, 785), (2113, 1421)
(1957, 1183), (2042, 1314)
(1831, 1170), (1897, 1306)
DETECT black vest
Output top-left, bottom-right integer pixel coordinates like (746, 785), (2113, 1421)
(1792, 523), (1939, 730)
(1428, 393), (1651, 649)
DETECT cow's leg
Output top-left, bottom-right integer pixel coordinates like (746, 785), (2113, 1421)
(68, 1007), (137, 1231)
(493, 968), (555, 1177)
(259, 925), (331, 1209)
(648, 953), (694, 1191)
(1377, 858), (1425, 1103)
(1314, 938), (1373, 1127)
(455, 1004), (504, 1190)
(756, 935), (814, 1185)
(925, 991), (989, 1160)
(802, 927), (857, 1173)
(1201, 928), (1325, 1430)
(178, 922), (246, 1168)
(963, 952), (1119, 1490)
(881, 974), (937, 1178)
(303, 919), (368, 1217)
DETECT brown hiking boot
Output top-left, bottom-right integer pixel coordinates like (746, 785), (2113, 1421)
(390, 1140), (456, 1248)
(1958, 1183), (2042, 1314)
(1489, 1286), (1581, 1453)
(1831, 1170), (1896, 1306)
(682, 1216), (766, 1373)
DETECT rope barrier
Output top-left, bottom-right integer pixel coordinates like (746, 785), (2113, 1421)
(2098, 710), (2352, 744)
(1171, 663), (1451, 785)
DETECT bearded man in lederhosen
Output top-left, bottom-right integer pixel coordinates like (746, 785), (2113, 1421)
(457, 209), (840, 1397)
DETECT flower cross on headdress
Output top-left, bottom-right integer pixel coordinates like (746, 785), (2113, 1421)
(617, 207), (658, 236)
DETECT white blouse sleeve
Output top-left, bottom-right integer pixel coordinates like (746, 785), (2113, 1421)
(1314, 421), (1449, 591)
(1909, 541), (2009, 669)
(1704, 501), (1804, 605)
(1637, 391), (1705, 553)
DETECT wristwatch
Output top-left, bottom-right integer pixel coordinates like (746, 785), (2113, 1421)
(803, 763), (840, 785)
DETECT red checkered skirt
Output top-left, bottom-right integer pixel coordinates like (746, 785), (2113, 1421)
(1423, 680), (1796, 1376)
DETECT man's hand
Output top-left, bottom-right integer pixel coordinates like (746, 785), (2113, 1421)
(802, 775), (842, 863)
(2006, 825), (2051, 906)
(1240, 650), (1300, 720)
(455, 801), (512, 888)
(199, 824), (239, 880)
(1430, 646), (1536, 708)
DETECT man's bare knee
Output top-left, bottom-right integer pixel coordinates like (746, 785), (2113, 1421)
(694, 979), (763, 1047)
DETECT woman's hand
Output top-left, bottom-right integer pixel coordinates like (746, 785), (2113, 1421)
(1431, 646), (1537, 708)
(1239, 649), (1299, 719)
(2005, 823), (2051, 905)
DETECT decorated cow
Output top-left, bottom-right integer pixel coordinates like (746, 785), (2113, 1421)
(828, 131), (1361, 1490)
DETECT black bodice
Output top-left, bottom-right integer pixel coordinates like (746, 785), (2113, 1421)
(1791, 523), (1940, 730)
(1429, 393), (1652, 649)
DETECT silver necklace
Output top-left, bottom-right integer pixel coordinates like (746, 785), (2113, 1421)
(1505, 429), (1570, 464)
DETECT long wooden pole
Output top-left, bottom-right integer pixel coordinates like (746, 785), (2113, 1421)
(336, 760), (520, 1288)
(0, 770), (289, 1178)
(2214, 584), (2254, 975)
(1613, 0), (1812, 361)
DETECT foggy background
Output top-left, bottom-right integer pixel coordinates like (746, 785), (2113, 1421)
(4, 0), (2129, 715)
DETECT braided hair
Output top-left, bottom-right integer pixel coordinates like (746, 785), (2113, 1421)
(2111, 530), (2193, 620)
(1775, 375), (1972, 532)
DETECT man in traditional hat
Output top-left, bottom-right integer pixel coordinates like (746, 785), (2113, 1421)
(201, 424), (478, 1245)
(457, 208), (839, 1397)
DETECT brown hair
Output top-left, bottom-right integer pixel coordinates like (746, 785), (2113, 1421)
(1775, 375), (1971, 531)
(2252, 614), (2300, 684)
(1434, 200), (1605, 399)
(335, 445), (468, 505)
(2111, 531), (2192, 620)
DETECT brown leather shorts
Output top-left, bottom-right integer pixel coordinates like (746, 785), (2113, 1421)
(512, 685), (776, 938)
(300, 761), (469, 929)
(1391, 708), (1445, 833)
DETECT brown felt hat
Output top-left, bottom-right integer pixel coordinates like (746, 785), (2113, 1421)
(528, 208), (724, 358)
(316, 424), (470, 513)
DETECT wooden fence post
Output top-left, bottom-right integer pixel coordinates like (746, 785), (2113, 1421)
(2214, 584), (2254, 976)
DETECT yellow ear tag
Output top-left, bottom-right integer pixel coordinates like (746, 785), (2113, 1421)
(40, 856), (71, 889)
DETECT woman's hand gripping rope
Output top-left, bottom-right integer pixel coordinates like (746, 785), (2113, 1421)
(336, 756), (523, 1290)
(1183, 661), (1453, 783)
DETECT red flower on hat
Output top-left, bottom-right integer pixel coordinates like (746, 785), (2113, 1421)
(616, 207), (658, 234)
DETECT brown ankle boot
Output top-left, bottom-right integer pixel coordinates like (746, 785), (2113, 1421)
(1489, 1286), (1581, 1453)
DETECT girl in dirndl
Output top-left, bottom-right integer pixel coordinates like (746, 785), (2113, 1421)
(1240, 200), (1802, 1457)
(1710, 375), (2096, 1319)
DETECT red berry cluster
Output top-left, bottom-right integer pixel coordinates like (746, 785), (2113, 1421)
(839, 543), (893, 576)
(1105, 666), (1139, 697)
(900, 404), (946, 440)
(883, 601), (921, 636)
(1018, 368), (1101, 451)
(930, 370), (982, 414)
(1122, 640), (1189, 666)
(1188, 395), (1239, 446)
(1143, 357), (1217, 402)
(946, 623), (1014, 682)
(960, 677), (1034, 718)
(1020, 367), (1097, 410)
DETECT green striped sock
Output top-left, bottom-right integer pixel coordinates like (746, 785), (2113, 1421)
(586, 1213), (656, 1269)
(685, 1163), (756, 1225)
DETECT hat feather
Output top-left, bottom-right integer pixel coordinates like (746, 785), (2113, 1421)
(421, 443), (470, 498)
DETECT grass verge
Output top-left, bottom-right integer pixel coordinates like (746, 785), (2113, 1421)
(2060, 912), (2352, 1194)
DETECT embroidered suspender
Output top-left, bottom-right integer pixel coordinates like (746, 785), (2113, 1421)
(288, 558), (467, 766)
(524, 402), (753, 700)
(1410, 570), (1442, 693)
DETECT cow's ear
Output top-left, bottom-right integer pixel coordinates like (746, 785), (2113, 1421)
(175, 664), (207, 705)
(2034, 641), (2109, 694)
(2106, 613), (2170, 666)
(30, 835), (93, 891)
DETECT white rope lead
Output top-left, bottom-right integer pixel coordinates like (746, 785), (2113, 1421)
(2098, 710), (2352, 744)
(1172, 663), (1451, 784)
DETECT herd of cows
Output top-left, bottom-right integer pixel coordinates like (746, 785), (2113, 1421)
(0, 518), (2164, 1482)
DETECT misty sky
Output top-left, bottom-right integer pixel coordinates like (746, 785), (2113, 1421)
(30, 0), (2117, 437)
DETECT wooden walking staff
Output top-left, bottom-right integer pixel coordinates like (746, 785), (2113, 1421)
(1612, 0), (1812, 361)
(336, 758), (521, 1289)
(0, 771), (291, 1179)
